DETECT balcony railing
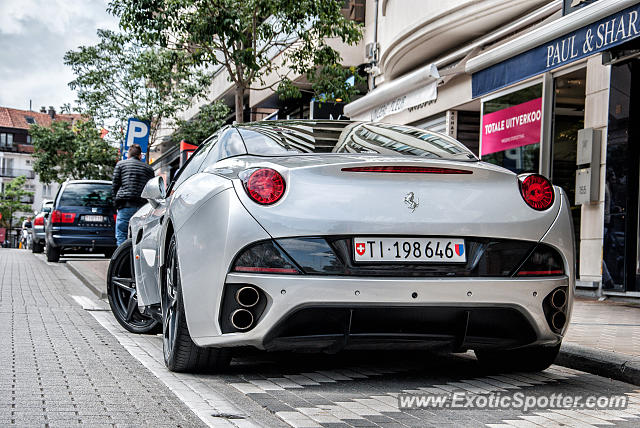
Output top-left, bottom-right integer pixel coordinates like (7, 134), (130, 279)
(0, 168), (36, 179)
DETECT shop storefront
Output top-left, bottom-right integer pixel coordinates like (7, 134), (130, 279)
(467, 0), (640, 295)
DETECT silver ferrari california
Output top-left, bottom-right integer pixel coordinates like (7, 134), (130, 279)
(107, 120), (574, 373)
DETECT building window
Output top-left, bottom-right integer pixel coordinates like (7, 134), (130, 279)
(480, 83), (543, 174)
(0, 133), (14, 148)
(27, 135), (32, 144)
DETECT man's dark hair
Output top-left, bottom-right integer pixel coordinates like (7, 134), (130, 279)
(128, 144), (142, 159)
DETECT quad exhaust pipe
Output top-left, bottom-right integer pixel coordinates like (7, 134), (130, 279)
(550, 288), (567, 310)
(230, 309), (254, 330)
(236, 286), (260, 308)
(551, 311), (566, 331)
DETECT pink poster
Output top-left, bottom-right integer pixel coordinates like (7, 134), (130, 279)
(481, 97), (542, 156)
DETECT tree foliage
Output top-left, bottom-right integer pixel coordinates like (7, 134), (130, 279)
(0, 176), (34, 230)
(65, 29), (211, 144)
(109, 0), (363, 122)
(172, 102), (230, 145)
(30, 120), (118, 184)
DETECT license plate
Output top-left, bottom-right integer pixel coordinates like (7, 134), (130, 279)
(353, 237), (466, 263)
(84, 215), (104, 222)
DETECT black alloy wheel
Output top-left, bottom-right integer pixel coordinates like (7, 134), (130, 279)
(45, 239), (60, 263)
(162, 235), (230, 373)
(107, 239), (160, 334)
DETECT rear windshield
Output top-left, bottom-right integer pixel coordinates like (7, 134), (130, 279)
(236, 122), (476, 161)
(59, 183), (112, 207)
(335, 124), (476, 160)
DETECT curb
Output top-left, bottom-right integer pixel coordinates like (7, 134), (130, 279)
(66, 262), (108, 300)
(557, 342), (640, 386)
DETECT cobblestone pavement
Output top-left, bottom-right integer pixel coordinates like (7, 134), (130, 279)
(565, 298), (640, 358)
(73, 260), (640, 428)
(0, 248), (208, 427)
(90, 309), (640, 428)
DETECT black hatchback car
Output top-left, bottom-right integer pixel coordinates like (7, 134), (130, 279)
(45, 180), (117, 262)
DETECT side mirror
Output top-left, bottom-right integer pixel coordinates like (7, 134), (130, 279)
(141, 176), (165, 208)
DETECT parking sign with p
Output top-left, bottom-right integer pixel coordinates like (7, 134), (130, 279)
(123, 118), (150, 162)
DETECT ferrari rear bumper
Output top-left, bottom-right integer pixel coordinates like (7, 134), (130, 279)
(191, 273), (571, 351)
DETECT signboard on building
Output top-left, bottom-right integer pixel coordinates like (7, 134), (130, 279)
(122, 118), (150, 162)
(563, 0), (600, 16)
(481, 97), (542, 156)
(473, 3), (640, 97)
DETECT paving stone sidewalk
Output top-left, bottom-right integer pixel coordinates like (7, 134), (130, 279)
(565, 297), (640, 358)
(0, 248), (207, 427)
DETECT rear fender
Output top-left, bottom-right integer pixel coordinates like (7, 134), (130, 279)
(173, 188), (271, 342)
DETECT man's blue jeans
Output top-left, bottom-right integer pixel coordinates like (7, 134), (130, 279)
(116, 207), (138, 246)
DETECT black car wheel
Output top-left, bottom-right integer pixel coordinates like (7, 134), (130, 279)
(107, 239), (160, 334)
(32, 241), (44, 253)
(162, 235), (230, 373)
(475, 343), (561, 372)
(45, 240), (60, 263)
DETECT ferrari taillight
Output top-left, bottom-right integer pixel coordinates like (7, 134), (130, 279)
(241, 168), (285, 205)
(518, 174), (554, 211)
(232, 240), (301, 274)
(51, 210), (76, 224)
(341, 166), (472, 174)
(515, 245), (564, 277)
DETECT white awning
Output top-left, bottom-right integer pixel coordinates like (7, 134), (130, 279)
(466, 0), (639, 74)
(344, 63), (440, 121)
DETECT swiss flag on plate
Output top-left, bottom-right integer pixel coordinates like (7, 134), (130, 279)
(355, 242), (366, 256)
(455, 243), (464, 257)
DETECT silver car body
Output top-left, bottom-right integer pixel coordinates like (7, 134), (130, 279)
(32, 200), (53, 245)
(129, 121), (575, 352)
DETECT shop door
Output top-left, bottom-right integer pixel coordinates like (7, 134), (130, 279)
(551, 69), (586, 274)
(604, 60), (640, 292)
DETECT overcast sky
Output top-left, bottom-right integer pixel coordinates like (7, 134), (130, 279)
(0, 0), (119, 112)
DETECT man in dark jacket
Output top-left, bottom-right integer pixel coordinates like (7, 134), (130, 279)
(112, 144), (155, 246)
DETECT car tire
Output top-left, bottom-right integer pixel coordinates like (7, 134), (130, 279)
(162, 235), (230, 373)
(475, 343), (561, 372)
(45, 240), (60, 263)
(107, 239), (161, 335)
(32, 241), (44, 253)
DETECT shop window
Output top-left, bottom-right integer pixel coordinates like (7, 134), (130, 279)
(604, 60), (640, 292)
(552, 68), (585, 274)
(480, 84), (543, 174)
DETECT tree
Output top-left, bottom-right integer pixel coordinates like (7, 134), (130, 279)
(65, 29), (211, 145)
(30, 120), (118, 184)
(0, 176), (34, 246)
(172, 102), (230, 145)
(109, 0), (363, 123)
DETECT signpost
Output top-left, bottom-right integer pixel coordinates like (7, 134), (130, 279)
(123, 118), (151, 162)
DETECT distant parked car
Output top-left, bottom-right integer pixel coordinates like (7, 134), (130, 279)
(31, 200), (53, 253)
(45, 180), (117, 262)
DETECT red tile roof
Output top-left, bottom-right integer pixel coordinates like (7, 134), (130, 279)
(0, 107), (84, 130)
